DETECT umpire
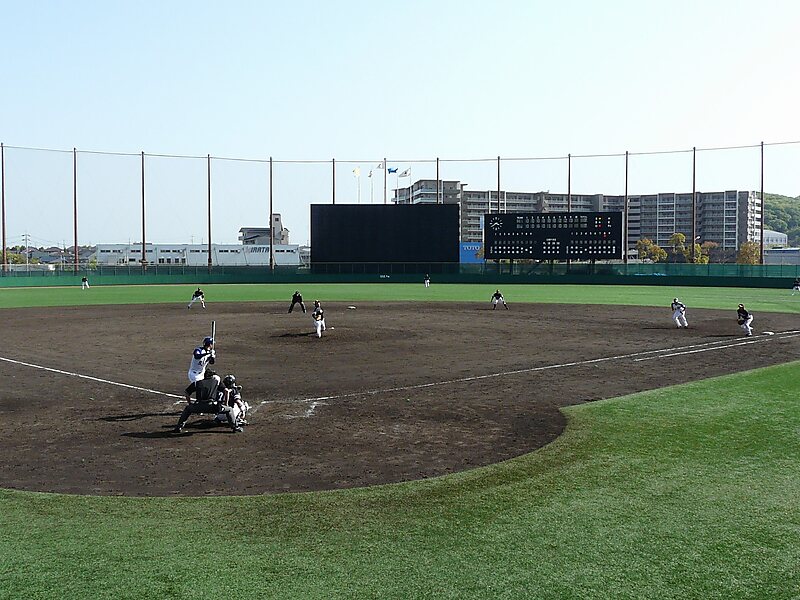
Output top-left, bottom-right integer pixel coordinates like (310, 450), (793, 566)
(174, 371), (242, 433)
(289, 290), (306, 313)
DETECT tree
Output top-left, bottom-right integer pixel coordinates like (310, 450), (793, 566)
(700, 241), (720, 263)
(687, 243), (709, 264)
(6, 253), (40, 265)
(736, 241), (761, 265)
(650, 245), (667, 263)
(764, 193), (800, 246)
(636, 238), (667, 263)
(667, 232), (686, 254)
(636, 238), (654, 260)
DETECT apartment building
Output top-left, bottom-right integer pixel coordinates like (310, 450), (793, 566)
(393, 179), (761, 251)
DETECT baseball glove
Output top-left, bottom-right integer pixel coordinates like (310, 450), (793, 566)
(737, 319), (745, 325)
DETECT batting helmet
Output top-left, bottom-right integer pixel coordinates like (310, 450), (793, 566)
(203, 336), (214, 347)
(223, 374), (236, 388)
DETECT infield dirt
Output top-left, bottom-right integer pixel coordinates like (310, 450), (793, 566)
(1, 301), (798, 496)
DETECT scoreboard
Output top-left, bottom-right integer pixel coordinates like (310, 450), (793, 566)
(484, 212), (623, 260)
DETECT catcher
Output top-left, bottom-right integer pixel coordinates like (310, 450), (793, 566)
(213, 374), (250, 428)
(311, 300), (326, 338)
(737, 303), (753, 337)
(174, 370), (243, 433)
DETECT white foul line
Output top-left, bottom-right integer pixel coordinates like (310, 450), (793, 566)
(1, 330), (797, 413)
(297, 331), (800, 404)
(0, 355), (185, 399)
(633, 338), (765, 360)
(635, 332), (800, 361)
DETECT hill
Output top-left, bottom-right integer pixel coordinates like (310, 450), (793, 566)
(764, 193), (800, 247)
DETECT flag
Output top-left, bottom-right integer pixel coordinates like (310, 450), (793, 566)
(375, 162), (384, 169)
(388, 167), (398, 174)
(399, 168), (411, 178)
(368, 170), (373, 178)
(353, 167), (361, 177)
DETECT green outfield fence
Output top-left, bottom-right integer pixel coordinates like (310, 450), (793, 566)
(1, 262), (799, 288)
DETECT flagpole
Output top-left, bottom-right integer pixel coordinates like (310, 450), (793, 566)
(383, 158), (387, 204)
(370, 171), (374, 203)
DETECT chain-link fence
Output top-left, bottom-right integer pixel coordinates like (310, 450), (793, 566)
(2, 140), (799, 273)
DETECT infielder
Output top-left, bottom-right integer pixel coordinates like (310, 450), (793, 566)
(671, 298), (688, 328)
(491, 290), (508, 310)
(81, 276), (90, 290)
(737, 304), (754, 337)
(185, 336), (215, 401)
(424, 274), (431, 288)
(312, 300), (326, 338)
(188, 287), (206, 309)
(792, 278), (800, 296)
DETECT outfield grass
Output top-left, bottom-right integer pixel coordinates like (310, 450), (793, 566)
(1, 362), (798, 599)
(2, 282), (800, 313)
(1, 284), (799, 599)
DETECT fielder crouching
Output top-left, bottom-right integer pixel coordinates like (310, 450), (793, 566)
(213, 374), (250, 428)
(174, 370), (243, 433)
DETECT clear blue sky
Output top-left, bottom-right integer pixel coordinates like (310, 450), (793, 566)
(1, 0), (799, 246)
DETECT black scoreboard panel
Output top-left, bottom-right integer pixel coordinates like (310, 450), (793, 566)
(311, 204), (460, 263)
(484, 212), (623, 260)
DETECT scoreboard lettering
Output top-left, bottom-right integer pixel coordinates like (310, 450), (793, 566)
(484, 212), (623, 260)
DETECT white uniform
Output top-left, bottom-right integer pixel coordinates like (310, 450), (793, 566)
(81, 277), (90, 290)
(671, 299), (688, 328)
(424, 275), (431, 288)
(792, 280), (800, 295)
(188, 346), (215, 382)
(312, 305), (326, 338)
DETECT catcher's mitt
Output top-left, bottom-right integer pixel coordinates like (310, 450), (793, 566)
(737, 319), (745, 325)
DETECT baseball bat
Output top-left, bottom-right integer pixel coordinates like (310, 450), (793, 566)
(211, 320), (216, 342)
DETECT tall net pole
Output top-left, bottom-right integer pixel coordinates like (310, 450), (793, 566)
(73, 148), (78, 273)
(140, 152), (147, 270)
(1, 143), (6, 273)
(207, 154), (212, 272)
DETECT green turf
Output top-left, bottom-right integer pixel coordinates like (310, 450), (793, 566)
(1, 284), (799, 598)
(2, 282), (800, 313)
(1, 362), (798, 599)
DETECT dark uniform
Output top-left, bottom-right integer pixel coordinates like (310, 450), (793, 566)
(174, 373), (241, 433)
(737, 304), (753, 336)
(188, 288), (205, 309)
(491, 290), (508, 310)
(289, 291), (306, 313)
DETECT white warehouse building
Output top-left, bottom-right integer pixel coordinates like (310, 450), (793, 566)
(94, 243), (301, 266)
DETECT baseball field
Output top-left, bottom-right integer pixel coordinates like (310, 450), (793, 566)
(1, 283), (799, 598)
